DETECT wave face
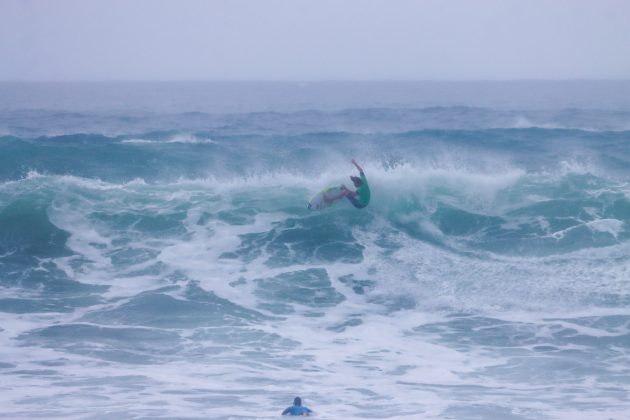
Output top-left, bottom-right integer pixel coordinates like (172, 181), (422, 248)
(1, 82), (630, 419)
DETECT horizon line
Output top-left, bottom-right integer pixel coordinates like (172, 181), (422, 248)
(1, 78), (630, 84)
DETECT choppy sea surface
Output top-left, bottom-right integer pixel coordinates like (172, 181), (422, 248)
(1, 81), (630, 419)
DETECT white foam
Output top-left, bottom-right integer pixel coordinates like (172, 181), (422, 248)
(509, 115), (563, 130)
(587, 218), (625, 238)
(2, 161), (629, 419)
(121, 134), (215, 144)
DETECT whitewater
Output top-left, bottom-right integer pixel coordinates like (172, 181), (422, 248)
(1, 81), (629, 419)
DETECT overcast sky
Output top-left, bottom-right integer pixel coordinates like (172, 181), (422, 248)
(1, 0), (629, 81)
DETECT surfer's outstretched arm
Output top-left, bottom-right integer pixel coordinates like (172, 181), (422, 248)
(351, 159), (364, 174)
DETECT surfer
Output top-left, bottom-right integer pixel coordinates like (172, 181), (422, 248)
(282, 396), (313, 416)
(326, 159), (371, 209)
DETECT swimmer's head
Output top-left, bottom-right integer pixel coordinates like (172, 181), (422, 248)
(293, 397), (302, 406)
(350, 176), (362, 187)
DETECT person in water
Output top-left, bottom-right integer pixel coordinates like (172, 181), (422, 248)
(327, 159), (371, 208)
(282, 396), (313, 416)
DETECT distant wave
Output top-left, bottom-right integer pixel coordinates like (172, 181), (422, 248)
(3, 106), (630, 137)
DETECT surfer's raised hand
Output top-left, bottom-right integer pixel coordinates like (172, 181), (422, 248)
(351, 159), (363, 173)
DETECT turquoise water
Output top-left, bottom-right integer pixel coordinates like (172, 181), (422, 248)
(1, 82), (630, 419)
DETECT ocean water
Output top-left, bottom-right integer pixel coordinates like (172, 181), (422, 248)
(1, 81), (630, 419)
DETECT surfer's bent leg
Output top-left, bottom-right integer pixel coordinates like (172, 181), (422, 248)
(325, 186), (349, 204)
(346, 193), (365, 209)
